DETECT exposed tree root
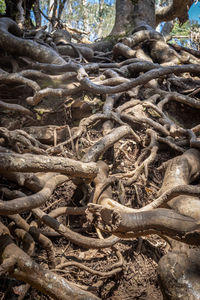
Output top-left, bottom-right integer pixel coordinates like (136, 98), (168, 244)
(54, 250), (123, 277)
(158, 247), (200, 299)
(1, 16), (200, 299)
(0, 18), (66, 65)
(86, 148), (200, 298)
(0, 100), (32, 115)
(0, 174), (68, 215)
(0, 127), (48, 154)
(0, 223), (100, 300)
(9, 213), (56, 268)
(80, 64), (200, 94)
(0, 71), (40, 91)
(0, 152), (97, 179)
(86, 204), (200, 245)
(32, 208), (120, 249)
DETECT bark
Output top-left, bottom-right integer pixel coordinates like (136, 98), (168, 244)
(82, 125), (135, 163)
(131, 0), (156, 30)
(0, 175), (68, 215)
(158, 248), (200, 300)
(87, 205), (200, 245)
(24, 0), (35, 27)
(52, 0), (58, 24)
(96, 0), (104, 37)
(33, 208), (120, 249)
(0, 152), (98, 180)
(156, 0), (194, 26)
(33, 0), (41, 28)
(57, 44), (94, 61)
(0, 18), (65, 65)
(110, 0), (134, 35)
(5, 0), (35, 27)
(81, 0), (89, 32)
(9, 214), (55, 268)
(86, 149), (200, 245)
(0, 228), (99, 300)
(80, 64), (200, 95)
(110, 0), (156, 36)
(111, 0), (193, 36)
(16, 0), (25, 28)
(47, 0), (54, 31)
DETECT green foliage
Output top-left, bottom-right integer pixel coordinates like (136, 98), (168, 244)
(170, 20), (200, 49)
(0, 0), (6, 14)
(170, 20), (191, 47)
(171, 20), (191, 37)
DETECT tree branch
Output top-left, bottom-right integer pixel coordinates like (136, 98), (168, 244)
(156, 0), (194, 25)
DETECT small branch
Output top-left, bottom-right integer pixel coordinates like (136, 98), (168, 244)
(54, 261), (122, 277)
(0, 174), (68, 215)
(33, 208), (120, 249)
(82, 125), (139, 163)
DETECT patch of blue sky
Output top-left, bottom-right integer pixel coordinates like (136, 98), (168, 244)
(189, 2), (200, 23)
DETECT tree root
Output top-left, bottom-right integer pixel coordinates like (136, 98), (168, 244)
(0, 127), (48, 154)
(86, 204), (200, 245)
(54, 254), (122, 277)
(120, 129), (159, 184)
(82, 125), (139, 163)
(1, 14), (200, 299)
(86, 148), (200, 245)
(158, 247), (200, 299)
(0, 152), (97, 180)
(0, 222), (100, 300)
(0, 18), (66, 65)
(33, 207), (120, 249)
(0, 174), (68, 215)
(8, 213), (56, 268)
(80, 64), (200, 94)
(0, 100), (32, 115)
(26, 85), (82, 106)
(0, 71), (40, 92)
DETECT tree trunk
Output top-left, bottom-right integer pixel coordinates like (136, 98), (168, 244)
(110, 0), (156, 36)
(5, 0), (18, 19)
(96, 0), (104, 38)
(24, 0), (35, 28)
(58, 0), (67, 20)
(47, 0), (54, 31)
(132, 0), (156, 29)
(81, 0), (89, 32)
(33, 0), (41, 28)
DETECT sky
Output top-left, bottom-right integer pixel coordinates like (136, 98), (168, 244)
(188, 2), (200, 23)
